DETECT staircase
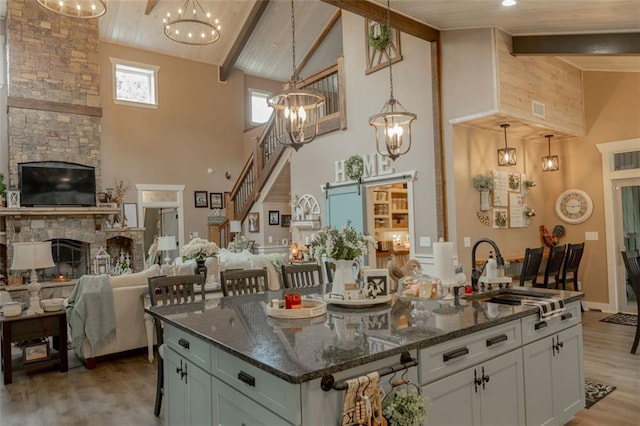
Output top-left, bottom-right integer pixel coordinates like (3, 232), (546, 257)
(211, 59), (346, 244)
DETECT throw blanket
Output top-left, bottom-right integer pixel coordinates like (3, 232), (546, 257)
(66, 274), (116, 359)
(521, 297), (565, 321)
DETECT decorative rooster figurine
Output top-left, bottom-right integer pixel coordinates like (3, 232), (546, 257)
(540, 224), (566, 248)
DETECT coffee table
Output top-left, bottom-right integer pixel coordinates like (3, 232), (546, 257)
(1, 310), (68, 385)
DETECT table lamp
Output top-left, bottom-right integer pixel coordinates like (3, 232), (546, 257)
(157, 235), (177, 265)
(11, 241), (55, 315)
(230, 221), (242, 251)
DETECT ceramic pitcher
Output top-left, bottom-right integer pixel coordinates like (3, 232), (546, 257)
(331, 259), (360, 295)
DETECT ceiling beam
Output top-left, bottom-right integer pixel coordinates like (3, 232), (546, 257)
(219, 0), (270, 82)
(512, 33), (640, 55)
(321, 0), (439, 42)
(297, 9), (342, 76)
(145, 0), (160, 15)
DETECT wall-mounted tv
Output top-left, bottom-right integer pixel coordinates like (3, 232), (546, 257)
(19, 161), (96, 207)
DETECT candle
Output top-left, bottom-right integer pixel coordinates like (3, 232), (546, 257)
(285, 293), (302, 309)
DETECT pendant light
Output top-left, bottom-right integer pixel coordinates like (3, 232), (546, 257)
(542, 134), (559, 171)
(497, 123), (517, 166)
(368, 0), (417, 161)
(36, 0), (106, 19)
(267, 1), (325, 151)
(163, 0), (221, 45)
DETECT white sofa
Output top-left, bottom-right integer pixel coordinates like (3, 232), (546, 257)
(75, 264), (161, 368)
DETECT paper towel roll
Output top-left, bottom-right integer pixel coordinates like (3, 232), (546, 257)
(433, 241), (456, 284)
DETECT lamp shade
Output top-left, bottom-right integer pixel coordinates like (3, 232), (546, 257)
(230, 221), (242, 233)
(11, 242), (55, 271)
(157, 235), (177, 251)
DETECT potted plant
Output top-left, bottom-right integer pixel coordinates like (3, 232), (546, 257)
(472, 173), (495, 211)
(523, 178), (535, 196)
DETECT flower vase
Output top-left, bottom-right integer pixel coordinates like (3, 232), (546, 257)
(480, 190), (490, 211)
(331, 259), (360, 295)
(196, 259), (207, 280)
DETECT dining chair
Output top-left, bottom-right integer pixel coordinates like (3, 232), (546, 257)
(519, 247), (544, 287)
(558, 242), (585, 291)
(219, 268), (269, 297)
(325, 261), (336, 284)
(147, 273), (206, 417)
(536, 244), (566, 288)
(621, 250), (640, 354)
(281, 263), (324, 289)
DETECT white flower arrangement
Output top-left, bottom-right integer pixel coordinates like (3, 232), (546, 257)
(181, 238), (219, 261)
(524, 207), (536, 218)
(310, 221), (376, 261)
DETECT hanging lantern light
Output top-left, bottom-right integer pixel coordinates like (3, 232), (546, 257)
(497, 123), (517, 166)
(369, 0), (417, 161)
(542, 134), (559, 171)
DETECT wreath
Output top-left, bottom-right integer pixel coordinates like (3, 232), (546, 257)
(345, 155), (364, 181)
(368, 22), (390, 51)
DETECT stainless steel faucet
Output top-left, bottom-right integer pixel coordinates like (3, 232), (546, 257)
(471, 238), (505, 292)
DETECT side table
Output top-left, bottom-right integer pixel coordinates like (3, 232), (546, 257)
(1, 310), (68, 385)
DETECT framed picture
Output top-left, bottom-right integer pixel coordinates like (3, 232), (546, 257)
(209, 192), (223, 209)
(194, 191), (208, 208)
(245, 240), (256, 252)
(248, 212), (259, 233)
(269, 210), (280, 225)
(123, 203), (138, 228)
(281, 214), (291, 227)
(23, 339), (50, 364)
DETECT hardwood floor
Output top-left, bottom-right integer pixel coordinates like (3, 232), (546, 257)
(1, 311), (638, 425)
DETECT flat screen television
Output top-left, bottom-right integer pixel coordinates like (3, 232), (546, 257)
(19, 161), (96, 207)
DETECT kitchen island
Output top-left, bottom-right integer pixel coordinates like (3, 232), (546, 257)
(146, 285), (584, 425)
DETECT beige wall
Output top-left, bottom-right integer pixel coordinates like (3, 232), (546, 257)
(99, 42), (246, 242)
(452, 71), (640, 305)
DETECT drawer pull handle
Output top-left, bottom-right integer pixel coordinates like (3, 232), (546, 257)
(486, 334), (508, 347)
(443, 347), (469, 362)
(178, 338), (190, 349)
(238, 371), (256, 387)
(561, 312), (573, 321)
(534, 321), (548, 330)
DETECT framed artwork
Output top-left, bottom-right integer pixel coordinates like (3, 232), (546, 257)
(281, 214), (291, 227)
(209, 192), (223, 209)
(23, 339), (50, 364)
(248, 212), (259, 233)
(268, 210), (280, 225)
(123, 203), (138, 228)
(194, 191), (208, 208)
(364, 18), (402, 75)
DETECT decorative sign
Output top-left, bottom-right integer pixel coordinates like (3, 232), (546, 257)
(492, 171), (509, 207)
(509, 193), (524, 228)
(334, 153), (394, 184)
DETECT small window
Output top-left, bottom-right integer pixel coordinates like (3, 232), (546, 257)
(110, 58), (159, 108)
(250, 90), (272, 125)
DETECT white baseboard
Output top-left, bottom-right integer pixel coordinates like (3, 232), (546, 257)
(582, 301), (614, 313)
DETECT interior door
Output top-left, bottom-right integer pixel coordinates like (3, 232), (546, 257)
(325, 184), (366, 233)
(614, 178), (640, 313)
(161, 208), (179, 260)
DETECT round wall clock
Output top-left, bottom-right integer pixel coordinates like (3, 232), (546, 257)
(555, 189), (593, 224)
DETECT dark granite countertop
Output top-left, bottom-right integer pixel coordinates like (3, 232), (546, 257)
(146, 285), (583, 384)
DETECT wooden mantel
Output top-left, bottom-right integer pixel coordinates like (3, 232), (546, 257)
(0, 207), (121, 232)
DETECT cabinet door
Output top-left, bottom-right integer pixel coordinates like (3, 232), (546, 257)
(553, 325), (585, 425)
(212, 376), (294, 426)
(421, 366), (480, 425)
(523, 336), (556, 426)
(478, 349), (525, 426)
(165, 347), (213, 425)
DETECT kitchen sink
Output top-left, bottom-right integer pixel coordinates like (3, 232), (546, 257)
(483, 290), (554, 306)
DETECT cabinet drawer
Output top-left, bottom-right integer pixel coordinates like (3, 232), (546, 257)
(212, 347), (301, 425)
(164, 324), (211, 371)
(521, 301), (581, 345)
(418, 319), (522, 385)
(212, 376), (295, 426)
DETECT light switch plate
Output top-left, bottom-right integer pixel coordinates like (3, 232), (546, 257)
(419, 237), (431, 247)
(464, 237), (471, 247)
(585, 231), (598, 241)
(268, 236), (273, 243)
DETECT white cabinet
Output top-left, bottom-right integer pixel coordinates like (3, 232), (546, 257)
(422, 349), (525, 425)
(523, 324), (584, 426)
(164, 346), (213, 425)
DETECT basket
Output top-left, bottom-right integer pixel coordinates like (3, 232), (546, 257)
(266, 299), (327, 319)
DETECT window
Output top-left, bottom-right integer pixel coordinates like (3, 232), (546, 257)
(110, 58), (159, 107)
(250, 90), (272, 125)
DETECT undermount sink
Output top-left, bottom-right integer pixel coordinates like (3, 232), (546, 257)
(483, 290), (554, 306)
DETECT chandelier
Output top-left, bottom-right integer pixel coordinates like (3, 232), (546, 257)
(163, 0), (221, 45)
(497, 123), (517, 166)
(267, 1), (325, 151)
(36, 0), (106, 19)
(368, 0), (417, 161)
(542, 134), (559, 171)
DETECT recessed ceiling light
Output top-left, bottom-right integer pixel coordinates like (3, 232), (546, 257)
(502, 0), (517, 6)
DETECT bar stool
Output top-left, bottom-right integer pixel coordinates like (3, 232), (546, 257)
(519, 247), (544, 287)
(558, 242), (585, 291)
(536, 244), (566, 288)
